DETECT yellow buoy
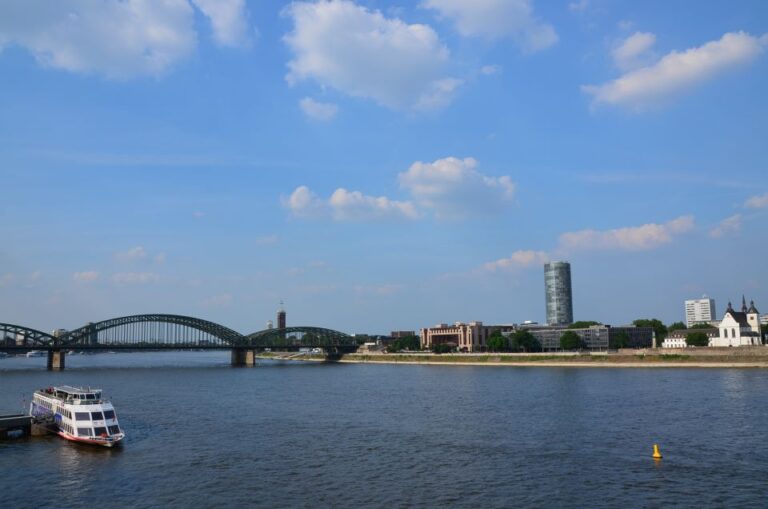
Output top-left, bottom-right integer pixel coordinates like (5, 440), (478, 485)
(652, 444), (662, 460)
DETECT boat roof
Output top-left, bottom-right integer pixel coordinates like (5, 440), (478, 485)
(53, 385), (102, 395)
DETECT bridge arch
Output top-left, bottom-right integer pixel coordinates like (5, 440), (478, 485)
(60, 314), (245, 347)
(246, 326), (358, 350)
(0, 323), (55, 347)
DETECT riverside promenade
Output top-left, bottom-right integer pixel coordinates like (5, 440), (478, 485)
(260, 347), (768, 368)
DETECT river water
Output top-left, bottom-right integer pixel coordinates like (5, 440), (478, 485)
(1, 352), (767, 508)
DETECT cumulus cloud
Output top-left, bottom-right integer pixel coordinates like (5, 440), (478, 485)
(612, 32), (656, 71)
(284, 0), (458, 110)
(559, 215), (695, 251)
(190, 0), (251, 47)
(0, 0), (251, 78)
(422, 0), (557, 52)
(112, 272), (160, 285)
(299, 97), (339, 121)
(709, 214), (742, 238)
(284, 186), (419, 221)
(72, 271), (99, 282)
(744, 192), (768, 209)
(583, 31), (768, 109)
(483, 250), (549, 272)
(398, 157), (515, 219)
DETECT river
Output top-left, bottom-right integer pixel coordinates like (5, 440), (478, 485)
(1, 352), (767, 507)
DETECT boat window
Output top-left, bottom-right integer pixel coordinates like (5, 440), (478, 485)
(91, 412), (104, 420)
(86, 394), (95, 400)
(108, 425), (120, 434)
(103, 410), (116, 419)
(75, 412), (90, 421)
(94, 427), (107, 437)
(77, 427), (92, 436)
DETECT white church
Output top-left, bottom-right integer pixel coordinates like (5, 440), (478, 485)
(709, 297), (762, 347)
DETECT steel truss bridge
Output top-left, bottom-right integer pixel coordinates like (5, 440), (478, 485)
(0, 314), (359, 369)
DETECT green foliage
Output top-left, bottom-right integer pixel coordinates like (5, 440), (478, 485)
(668, 322), (687, 332)
(432, 343), (453, 354)
(510, 330), (542, 352)
(685, 331), (710, 347)
(690, 323), (714, 329)
(610, 331), (629, 349)
(560, 330), (584, 350)
(568, 321), (602, 329)
(487, 330), (509, 352)
(387, 335), (421, 352)
(633, 318), (668, 341)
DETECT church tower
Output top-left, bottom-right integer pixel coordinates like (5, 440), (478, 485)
(746, 299), (761, 335)
(277, 300), (286, 330)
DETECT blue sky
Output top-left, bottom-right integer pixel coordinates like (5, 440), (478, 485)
(1, 0), (767, 334)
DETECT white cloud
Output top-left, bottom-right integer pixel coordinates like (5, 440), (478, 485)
(414, 78), (464, 111)
(709, 214), (742, 238)
(398, 157), (515, 218)
(72, 271), (99, 282)
(583, 31), (768, 109)
(612, 32), (656, 71)
(559, 215), (694, 251)
(154, 252), (167, 264)
(112, 272), (160, 285)
(480, 64), (501, 75)
(285, 186), (419, 221)
(299, 97), (339, 121)
(190, 0), (251, 47)
(422, 0), (557, 52)
(568, 0), (590, 12)
(116, 246), (147, 261)
(745, 192), (768, 209)
(0, 0), (197, 78)
(0, 0), (252, 78)
(284, 0), (457, 110)
(192, 211), (206, 218)
(483, 250), (549, 272)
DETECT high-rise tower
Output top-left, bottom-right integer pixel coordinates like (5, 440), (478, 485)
(544, 261), (573, 325)
(277, 300), (286, 330)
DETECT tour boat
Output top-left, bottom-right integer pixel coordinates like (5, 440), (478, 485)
(29, 385), (125, 447)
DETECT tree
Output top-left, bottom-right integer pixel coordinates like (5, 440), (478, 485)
(386, 335), (421, 353)
(690, 323), (714, 329)
(610, 331), (629, 349)
(668, 322), (687, 333)
(568, 321), (602, 329)
(432, 343), (453, 354)
(633, 318), (668, 344)
(685, 332), (709, 347)
(487, 331), (509, 352)
(510, 330), (542, 352)
(560, 331), (584, 350)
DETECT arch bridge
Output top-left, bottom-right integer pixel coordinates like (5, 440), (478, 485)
(0, 314), (358, 370)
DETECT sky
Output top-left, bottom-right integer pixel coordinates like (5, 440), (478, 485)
(1, 0), (767, 335)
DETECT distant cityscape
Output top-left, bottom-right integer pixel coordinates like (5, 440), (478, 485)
(358, 261), (767, 353)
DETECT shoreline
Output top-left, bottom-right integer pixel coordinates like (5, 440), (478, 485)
(258, 352), (768, 369)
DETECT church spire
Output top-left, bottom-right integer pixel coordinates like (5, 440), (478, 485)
(741, 295), (748, 313)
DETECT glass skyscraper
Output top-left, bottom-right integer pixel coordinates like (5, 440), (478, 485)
(545, 261), (573, 325)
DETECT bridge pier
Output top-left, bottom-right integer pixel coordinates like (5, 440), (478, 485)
(231, 348), (256, 367)
(47, 350), (65, 371)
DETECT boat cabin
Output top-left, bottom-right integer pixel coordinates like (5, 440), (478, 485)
(45, 385), (103, 404)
